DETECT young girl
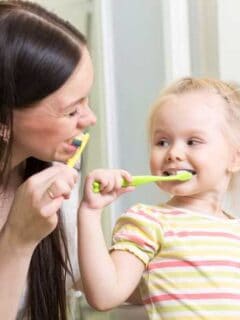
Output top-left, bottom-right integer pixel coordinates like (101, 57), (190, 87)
(78, 77), (240, 319)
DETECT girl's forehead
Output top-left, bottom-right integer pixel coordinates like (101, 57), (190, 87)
(153, 91), (227, 119)
(150, 91), (228, 132)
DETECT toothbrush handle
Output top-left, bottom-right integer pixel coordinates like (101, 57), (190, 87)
(92, 179), (129, 193)
(67, 133), (90, 168)
(92, 172), (192, 192)
(92, 176), (158, 193)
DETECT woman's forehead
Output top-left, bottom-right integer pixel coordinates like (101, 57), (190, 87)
(29, 47), (93, 113)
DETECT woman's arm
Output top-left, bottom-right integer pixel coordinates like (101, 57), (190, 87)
(0, 164), (78, 319)
(78, 169), (145, 311)
(0, 227), (35, 319)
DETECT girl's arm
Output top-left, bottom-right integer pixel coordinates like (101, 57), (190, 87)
(78, 169), (145, 311)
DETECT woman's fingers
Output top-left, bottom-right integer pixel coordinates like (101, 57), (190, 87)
(33, 164), (78, 203)
(44, 178), (74, 200)
(40, 196), (65, 218)
(7, 164), (79, 246)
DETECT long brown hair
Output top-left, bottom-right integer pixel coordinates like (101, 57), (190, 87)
(0, 1), (86, 319)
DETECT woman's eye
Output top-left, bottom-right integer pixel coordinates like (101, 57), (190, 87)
(67, 109), (78, 117)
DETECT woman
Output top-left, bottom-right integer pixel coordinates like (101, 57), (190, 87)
(0, 1), (96, 319)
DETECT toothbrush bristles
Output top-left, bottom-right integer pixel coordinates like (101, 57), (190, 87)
(72, 139), (82, 147)
(67, 133), (90, 168)
(177, 171), (192, 181)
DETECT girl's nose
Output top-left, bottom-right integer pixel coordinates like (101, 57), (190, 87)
(166, 144), (185, 162)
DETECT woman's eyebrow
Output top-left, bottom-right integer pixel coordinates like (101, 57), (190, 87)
(64, 97), (85, 109)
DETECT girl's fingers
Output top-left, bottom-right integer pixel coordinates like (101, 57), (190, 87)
(120, 170), (133, 183)
(115, 175), (123, 190)
(117, 186), (135, 197)
(91, 170), (131, 191)
(84, 169), (133, 198)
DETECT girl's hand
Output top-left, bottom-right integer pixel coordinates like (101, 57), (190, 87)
(81, 169), (135, 210)
(4, 163), (78, 250)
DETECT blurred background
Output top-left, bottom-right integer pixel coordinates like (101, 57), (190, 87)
(36, 0), (240, 232)
(33, 1), (240, 319)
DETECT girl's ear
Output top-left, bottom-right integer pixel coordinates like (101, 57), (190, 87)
(228, 147), (240, 173)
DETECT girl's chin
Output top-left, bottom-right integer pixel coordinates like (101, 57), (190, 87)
(160, 185), (193, 197)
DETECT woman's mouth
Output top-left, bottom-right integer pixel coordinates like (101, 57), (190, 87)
(68, 133), (84, 147)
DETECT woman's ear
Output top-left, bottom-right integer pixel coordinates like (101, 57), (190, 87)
(228, 147), (240, 173)
(0, 123), (10, 142)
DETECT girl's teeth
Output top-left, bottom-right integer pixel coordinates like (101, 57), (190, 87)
(163, 171), (176, 176)
(163, 169), (196, 176)
(163, 170), (190, 176)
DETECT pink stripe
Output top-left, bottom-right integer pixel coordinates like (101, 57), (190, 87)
(115, 233), (156, 251)
(165, 230), (240, 241)
(149, 260), (240, 270)
(144, 292), (240, 304)
(127, 209), (163, 226)
(163, 210), (185, 215)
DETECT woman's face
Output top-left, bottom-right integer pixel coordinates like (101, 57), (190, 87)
(12, 46), (96, 166)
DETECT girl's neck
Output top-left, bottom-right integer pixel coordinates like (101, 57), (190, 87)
(167, 194), (226, 218)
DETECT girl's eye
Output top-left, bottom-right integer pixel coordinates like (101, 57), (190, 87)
(156, 139), (169, 147)
(187, 139), (200, 146)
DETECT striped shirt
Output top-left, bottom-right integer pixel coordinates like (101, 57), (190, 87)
(111, 203), (240, 320)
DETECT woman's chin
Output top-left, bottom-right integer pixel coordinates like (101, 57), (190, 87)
(52, 151), (74, 163)
(53, 144), (77, 163)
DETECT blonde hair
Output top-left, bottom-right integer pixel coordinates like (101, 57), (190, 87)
(148, 77), (240, 207)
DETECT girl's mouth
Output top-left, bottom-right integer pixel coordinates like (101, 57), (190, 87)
(163, 169), (196, 176)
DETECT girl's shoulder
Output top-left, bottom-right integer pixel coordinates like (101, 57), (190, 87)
(123, 202), (186, 219)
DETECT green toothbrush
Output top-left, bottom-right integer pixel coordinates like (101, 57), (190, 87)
(92, 170), (192, 193)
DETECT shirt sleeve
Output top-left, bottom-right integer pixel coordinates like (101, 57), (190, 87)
(110, 203), (164, 266)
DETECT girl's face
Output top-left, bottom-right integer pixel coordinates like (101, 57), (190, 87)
(150, 91), (240, 199)
(12, 47), (96, 166)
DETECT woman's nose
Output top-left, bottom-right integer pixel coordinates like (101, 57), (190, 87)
(77, 106), (97, 128)
(87, 107), (97, 126)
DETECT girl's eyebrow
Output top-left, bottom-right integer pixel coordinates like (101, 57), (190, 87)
(153, 128), (207, 137)
(152, 129), (168, 135)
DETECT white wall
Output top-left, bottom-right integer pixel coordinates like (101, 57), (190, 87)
(100, 0), (193, 224)
(32, 0), (240, 226)
(218, 0), (240, 82)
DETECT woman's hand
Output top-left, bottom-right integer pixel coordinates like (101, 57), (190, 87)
(80, 169), (135, 211)
(4, 163), (78, 250)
